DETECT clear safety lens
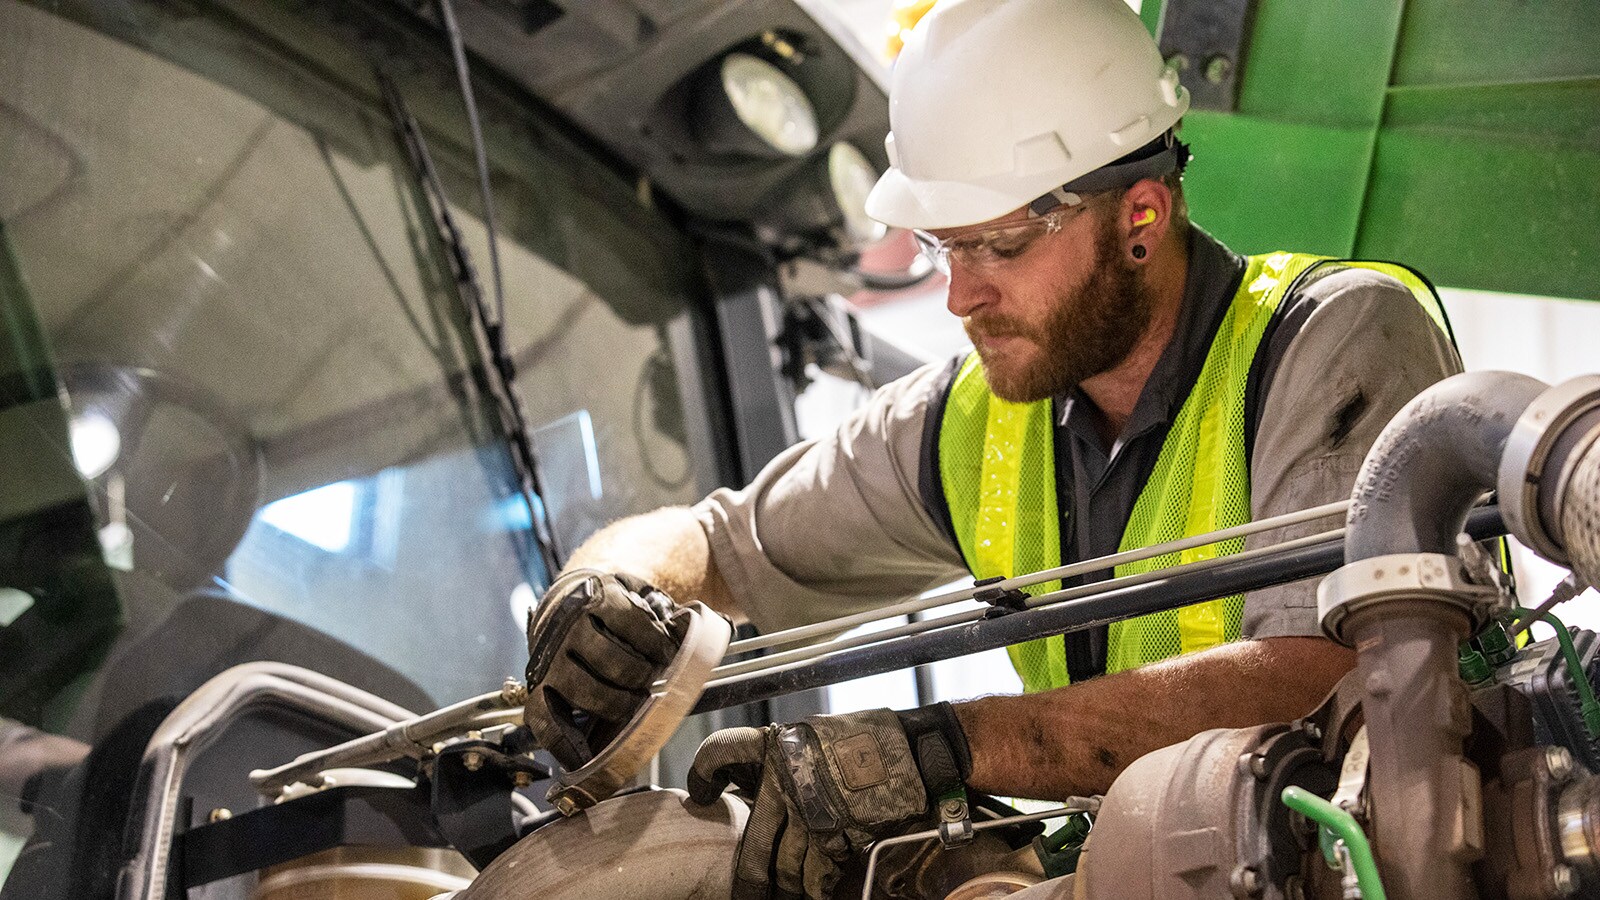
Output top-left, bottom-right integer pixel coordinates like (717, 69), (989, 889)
(912, 205), (1080, 275)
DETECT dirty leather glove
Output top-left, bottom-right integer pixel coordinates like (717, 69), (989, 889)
(523, 568), (687, 770)
(687, 703), (972, 900)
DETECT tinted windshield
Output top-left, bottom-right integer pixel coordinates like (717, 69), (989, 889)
(0, 0), (710, 890)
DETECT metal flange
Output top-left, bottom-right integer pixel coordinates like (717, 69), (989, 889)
(547, 601), (732, 815)
(1499, 375), (1600, 566)
(1318, 553), (1498, 645)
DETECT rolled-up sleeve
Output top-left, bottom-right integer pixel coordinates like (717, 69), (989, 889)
(1242, 269), (1464, 639)
(692, 363), (969, 634)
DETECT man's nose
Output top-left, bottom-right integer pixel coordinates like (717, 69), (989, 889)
(945, 262), (997, 319)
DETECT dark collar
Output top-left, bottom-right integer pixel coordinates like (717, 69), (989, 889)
(1056, 226), (1246, 450)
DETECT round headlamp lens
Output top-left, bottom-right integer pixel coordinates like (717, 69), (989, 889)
(720, 53), (818, 156)
(827, 143), (888, 246)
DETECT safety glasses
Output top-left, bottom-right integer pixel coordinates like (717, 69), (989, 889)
(912, 202), (1092, 275)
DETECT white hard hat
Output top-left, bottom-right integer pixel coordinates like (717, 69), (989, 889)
(865, 0), (1191, 230)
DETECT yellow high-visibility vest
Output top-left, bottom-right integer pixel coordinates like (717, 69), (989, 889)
(937, 253), (1450, 692)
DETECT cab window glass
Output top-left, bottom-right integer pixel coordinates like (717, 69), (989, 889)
(0, 4), (707, 885)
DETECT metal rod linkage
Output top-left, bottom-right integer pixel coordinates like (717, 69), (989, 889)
(691, 506), (1507, 714)
(710, 528), (1346, 683)
(860, 800), (1100, 900)
(728, 500), (1350, 656)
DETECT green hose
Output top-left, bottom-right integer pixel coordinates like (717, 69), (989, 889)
(1281, 786), (1387, 900)
(1514, 606), (1600, 739)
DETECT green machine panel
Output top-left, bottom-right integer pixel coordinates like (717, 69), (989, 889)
(1150, 0), (1600, 301)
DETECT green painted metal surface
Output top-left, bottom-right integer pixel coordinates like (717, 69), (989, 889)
(1166, 0), (1600, 301)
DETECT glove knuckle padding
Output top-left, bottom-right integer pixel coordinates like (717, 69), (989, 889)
(803, 710), (927, 832)
(523, 568), (687, 770)
(588, 578), (679, 666)
(565, 621), (655, 688)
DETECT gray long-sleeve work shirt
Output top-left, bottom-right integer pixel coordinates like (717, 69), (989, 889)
(693, 228), (1462, 677)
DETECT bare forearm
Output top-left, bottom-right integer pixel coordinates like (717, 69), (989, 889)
(953, 637), (1354, 799)
(563, 507), (742, 621)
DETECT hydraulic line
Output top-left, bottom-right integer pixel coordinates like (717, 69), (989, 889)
(1515, 605), (1600, 739)
(1281, 786), (1386, 900)
(729, 499), (1351, 656)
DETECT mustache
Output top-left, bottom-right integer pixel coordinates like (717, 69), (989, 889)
(963, 314), (1027, 338)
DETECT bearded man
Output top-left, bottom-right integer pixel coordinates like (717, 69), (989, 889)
(520, 0), (1463, 896)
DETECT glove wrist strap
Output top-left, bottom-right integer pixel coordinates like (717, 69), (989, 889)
(895, 701), (973, 800)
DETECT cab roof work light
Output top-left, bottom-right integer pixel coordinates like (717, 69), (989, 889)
(691, 51), (818, 158)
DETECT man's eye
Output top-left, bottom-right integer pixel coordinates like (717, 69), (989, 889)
(987, 236), (1034, 259)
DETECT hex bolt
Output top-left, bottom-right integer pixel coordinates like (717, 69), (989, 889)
(1547, 746), (1576, 783)
(462, 750), (485, 772)
(1299, 720), (1322, 742)
(1231, 865), (1264, 897)
(208, 808), (232, 823)
(1551, 864), (1580, 897)
(512, 770), (534, 789)
(500, 677), (527, 707)
(553, 793), (580, 816)
(1241, 753), (1270, 780)
(941, 798), (967, 819)
(1204, 55), (1232, 84)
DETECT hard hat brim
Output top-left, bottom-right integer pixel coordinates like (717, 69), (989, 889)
(866, 164), (1048, 232)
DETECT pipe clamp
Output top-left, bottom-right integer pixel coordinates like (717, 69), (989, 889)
(1318, 553), (1496, 645)
(1499, 375), (1600, 565)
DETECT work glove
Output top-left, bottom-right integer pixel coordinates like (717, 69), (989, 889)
(687, 703), (972, 900)
(523, 568), (688, 770)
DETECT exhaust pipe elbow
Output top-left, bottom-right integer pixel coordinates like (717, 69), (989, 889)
(1345, 371), (1550, 563)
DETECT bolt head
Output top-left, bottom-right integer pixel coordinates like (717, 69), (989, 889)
(501, 678), (528, 706)
(1204, 55), (1233, 84)
(1551, 864), (1579, 897)
(1245, 753), (1270, 780)
(512, 770), (534, 789)
(1231, 865), (1263, 897)
(1166, 53), (1191, 72)
(553, 793), (580, 816)
(941, 799), (966, 817)
(208, 808), (232, 823)
(1547, 746), (1576, 782)
(462, 750), (485, 772)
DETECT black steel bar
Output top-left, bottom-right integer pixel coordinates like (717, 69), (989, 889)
(693, 507), (1507, 713)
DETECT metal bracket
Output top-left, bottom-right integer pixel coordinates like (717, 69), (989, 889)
(974, 575), (1028, 617)
(1156, 0), (1257, 111)
(1331, 726), (1370, 820)
(935, 789), (974, 849)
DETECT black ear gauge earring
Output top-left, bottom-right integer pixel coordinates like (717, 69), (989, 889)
(1131, 245), (1147, 260)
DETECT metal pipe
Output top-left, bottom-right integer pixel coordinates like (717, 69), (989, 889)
(118, 663), (414, 900)
(728, 500), (1350, 655)
(1332, 371), (1551, 900)
(710, 528), (1344, 683)
(691, 506), (1506, 714)
(1346, 371), (1546, 560)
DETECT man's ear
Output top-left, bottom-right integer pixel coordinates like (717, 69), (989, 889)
(1119, 179), (1174, 263)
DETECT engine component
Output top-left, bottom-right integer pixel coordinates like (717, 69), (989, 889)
(1075, 721), (1336, 899)
(1497, 628), (1600, 773)
(252, 846), (474, 900)
(454, 788), (747, 899)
